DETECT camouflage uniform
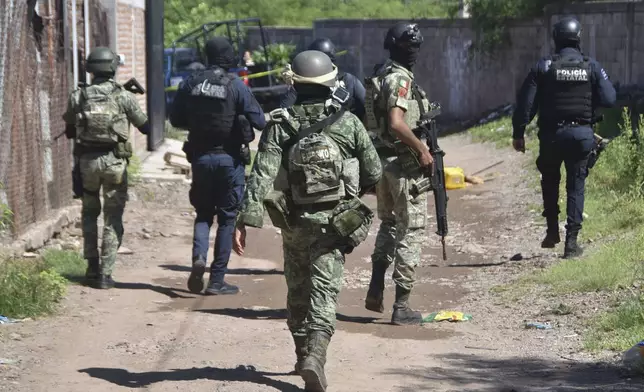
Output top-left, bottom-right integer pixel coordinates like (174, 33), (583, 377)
(370, 60), (431, 301)
(238, 102), (381, 384)
(63, 78), (148, 281)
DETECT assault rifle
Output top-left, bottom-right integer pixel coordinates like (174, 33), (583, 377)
(421, 103), (448, 260)
(408, 102), (448, 260)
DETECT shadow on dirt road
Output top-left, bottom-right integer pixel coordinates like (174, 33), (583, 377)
(387, 353), (642, 392)
(79, 365), (299, 391)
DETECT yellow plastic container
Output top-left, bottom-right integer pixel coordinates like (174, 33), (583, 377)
(444, 167), (466, 190)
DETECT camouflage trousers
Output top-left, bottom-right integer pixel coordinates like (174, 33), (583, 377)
(371, 158), (428, 291)
(282, 222), (345, 339)
(79, 151), (129, 275)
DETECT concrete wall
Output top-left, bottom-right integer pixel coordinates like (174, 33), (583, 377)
(246, 1), (644, 123)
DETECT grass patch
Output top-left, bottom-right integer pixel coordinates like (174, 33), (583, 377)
(0, 249), (85, 318)
(529, 227), (644, 294)
(41, 249), (87, 280)
(127, 154), (142, 184)
(165, 120), (188, 142)
(468, 116), (539, 151)
(586, 295), (644, 352)
(0, 181), (13, 233)
(493, 108), (644, 352)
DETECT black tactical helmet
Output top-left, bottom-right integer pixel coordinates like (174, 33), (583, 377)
(86, 47), (119, 75)
(291, 50), (336, 88)
(308, 38), (336, 62)
(552, 16), (582, 45)
(384, 22), (423, 51)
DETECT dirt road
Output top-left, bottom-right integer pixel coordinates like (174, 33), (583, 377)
(0, 134), (639, 392)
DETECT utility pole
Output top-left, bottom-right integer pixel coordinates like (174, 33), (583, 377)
(145, 0), (165, 151)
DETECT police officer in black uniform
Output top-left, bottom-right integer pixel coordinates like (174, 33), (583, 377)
(170, 37), (266, 295)
(280, 38), (366, 122)
(512, 16), (616, 258)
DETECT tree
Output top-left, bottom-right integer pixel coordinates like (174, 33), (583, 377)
(164, 0), (454, 46)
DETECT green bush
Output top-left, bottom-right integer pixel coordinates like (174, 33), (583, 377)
(0, 250), (86, 319)
(252, 43), (296, 69)
(0, 258), (68, 318)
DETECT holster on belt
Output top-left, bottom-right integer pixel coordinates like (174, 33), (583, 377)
(263, 190), (294, 231)
(329, 197), (374, 248)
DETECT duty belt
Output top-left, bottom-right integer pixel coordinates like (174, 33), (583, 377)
(77, 144), (116, 153)
(556, 119), (592, 128)
(296, 200), (339, 213)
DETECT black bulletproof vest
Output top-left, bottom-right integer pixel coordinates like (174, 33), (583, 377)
(540, 54), (593, 127)
(337, 71), (355, 112)
(185, 67), (237, 152)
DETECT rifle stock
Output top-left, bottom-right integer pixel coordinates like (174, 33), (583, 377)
(123, 78), (146, 95)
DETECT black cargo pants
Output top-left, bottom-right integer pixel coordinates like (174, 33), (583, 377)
(536, 125), (595, 233)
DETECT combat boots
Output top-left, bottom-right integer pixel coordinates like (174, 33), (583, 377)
(391, 285), (422, 326)
(563, 231), (583, 259)
(292, 334), (308, 375)
(541, 217), (561, 248)
(300, 330), (331, 392)
(365, 264), (387, 313)
(84, 257), (100, 286)
(96, 274), (115, 289)
(187, 256), (207, 294)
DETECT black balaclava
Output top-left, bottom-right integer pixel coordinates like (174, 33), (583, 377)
(294, 84), (331, 104)
(389, 44), (420, 70)
(555, 39), (581, 53)
(205, 37), (236, 70)
(92, 72), (115, 84)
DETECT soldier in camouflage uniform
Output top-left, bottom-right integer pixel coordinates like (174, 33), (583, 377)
(233, 50), (381, 392)
(63, 47), (149, 289)
(363, 23), (433, 325)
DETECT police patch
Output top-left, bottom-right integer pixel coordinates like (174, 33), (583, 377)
(556, 68), (589, 82)
(601, 68), (609, 80)
(192, 80), (227, 99)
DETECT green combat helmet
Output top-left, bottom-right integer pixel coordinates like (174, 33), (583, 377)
(290, 50), (337, 88)
(86, 47), (119, 75)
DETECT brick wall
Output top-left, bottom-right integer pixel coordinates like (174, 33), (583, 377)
(114, 0), (147, 157)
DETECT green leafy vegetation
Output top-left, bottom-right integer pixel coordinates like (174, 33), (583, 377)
(164, 0), (451, 46)
(252, 43), (296, 68)
(0, 250), (85, 318)
(449, 1), (600, 55)
(471, 108), (644, 352)
(165, 120), (188, 142)
(127, 154), (142, 184)
(0, 181), (13, 233)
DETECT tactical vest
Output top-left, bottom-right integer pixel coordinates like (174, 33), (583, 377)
(364, 63), (430, 152)
(76, 84), (129, 146)
(541, 54), (593, 125)
(184, 67), (237, 152)
(270, 106), (359, 205)
(336, 72), (355, 112)
(363, 63), (391, 139)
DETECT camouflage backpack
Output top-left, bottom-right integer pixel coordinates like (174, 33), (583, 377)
(76, 84), (129, 146)
(269, 107), (359, 205)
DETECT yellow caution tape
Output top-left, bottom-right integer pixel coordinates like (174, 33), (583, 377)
(164, 50), (349, 93)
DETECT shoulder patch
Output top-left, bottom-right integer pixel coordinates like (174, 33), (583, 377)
(601, 68), (609, 80)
